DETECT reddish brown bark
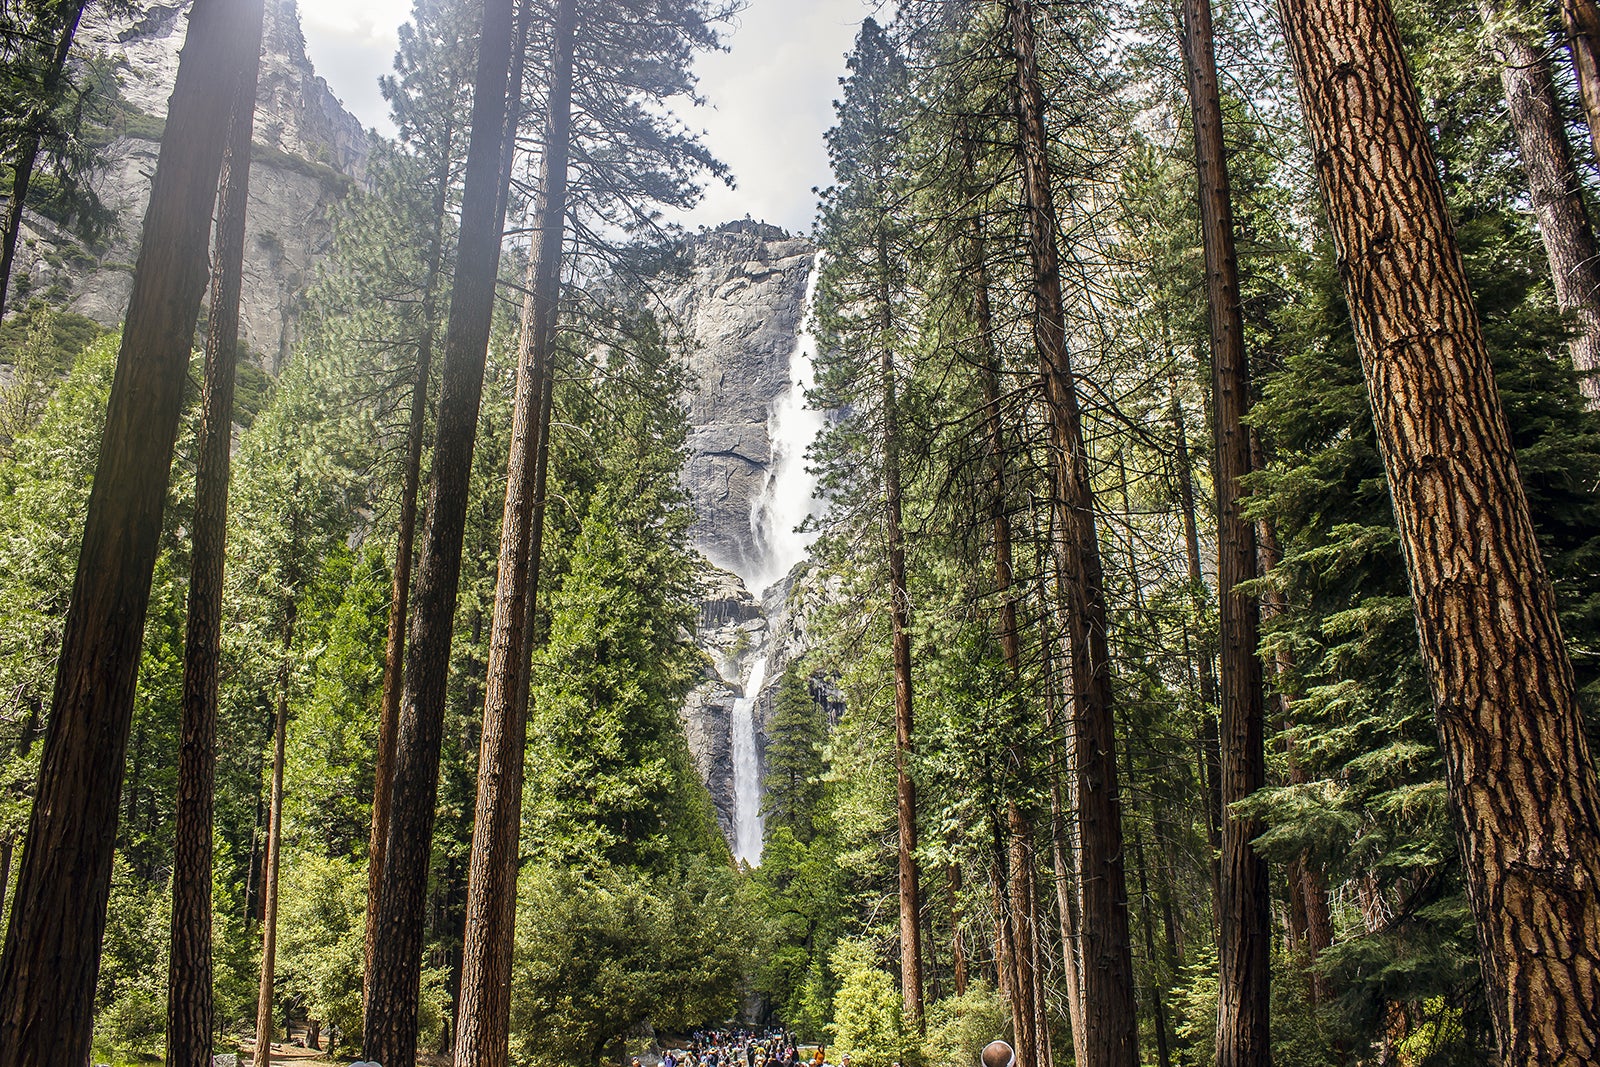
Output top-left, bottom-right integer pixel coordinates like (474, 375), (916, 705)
(1178, 0), (1272, 1060)
(168, 6), (266, 1063)
(1279, 0), (1600, 1058)
(453, 3), (574, 1065)
(1007, 1), (1137, 1062)
(255, 615), (296, 1064)
(1564, 0), (1600, 168)
(363, 0), (521, 1062)
(1479, 0), (1600, 406)
(0, 1), (254, 1063)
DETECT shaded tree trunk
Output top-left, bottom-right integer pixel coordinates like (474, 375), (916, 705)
(0, 1), (254, 1062)
(0, 0), (88, 321)
(255, 614), (296, 1065)
(1007, 1), (1138, 1063)
(949, 862), (969, 996)
(363, 0), (521, 1062)
(168, 6), (266, 1063)
(364, 112), (456, 1016)
(454, 2), (574, 1065)
(1178, 0), (1272, 1061)
(1170, 388), (1223, 928)
(1479, 0), (1600, 406)
(883, 246), (924, 1033)
(1564, 0), (1600, 168)
(1278, 0), (1600, 1058)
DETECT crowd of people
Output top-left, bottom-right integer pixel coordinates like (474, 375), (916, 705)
(647, 1029), (848, 1067)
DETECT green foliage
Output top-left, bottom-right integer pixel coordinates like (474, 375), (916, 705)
(827, 938), (910, 1067)
(276, 853), (367, 1052)
(921, 981), (1007, 1067)
(510, 859), (748, 1067)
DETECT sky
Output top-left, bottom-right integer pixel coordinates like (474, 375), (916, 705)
(299, 0), (875, 236)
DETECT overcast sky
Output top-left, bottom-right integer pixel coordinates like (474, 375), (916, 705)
(299, 0), (876, 236)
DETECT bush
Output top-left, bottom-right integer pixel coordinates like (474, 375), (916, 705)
(922, 981), (1007, 1067)
(828, 938), (911, 1067)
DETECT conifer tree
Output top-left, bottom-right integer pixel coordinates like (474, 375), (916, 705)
(1277, 0), (1600, 1058)
(0, 0), (258, 1062)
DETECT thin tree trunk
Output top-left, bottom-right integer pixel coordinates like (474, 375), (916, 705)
(949, 862), (969, 996)
(454, 2), (574, 1064)
(883, 246), (924, 1032)
(364, 113), (455, 1017)
(1564, 0), (1600, 168)
(0, 0), (88, 321)
(1040, 572), (1088, 1060)
(168, 7), (265, 1063)
(0, 0), (253, 1061)
(255, 613), (296, 1065)
(363, 0), (521, 1062)
(1178, 0), (1272, 1060)
(1170, 388), (1223, 928)
(1279, 0), (1600, 1058)
(1007, 2), (1138, 1063)
(1479, 0), (1600, 406)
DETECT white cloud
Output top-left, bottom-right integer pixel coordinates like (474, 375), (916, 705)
(297, 0), (872, 233)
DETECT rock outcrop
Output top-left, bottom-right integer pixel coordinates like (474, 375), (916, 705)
(12, 0), (368, 370)
(668, 221), (815, 579)
(659, 221), (833, 848)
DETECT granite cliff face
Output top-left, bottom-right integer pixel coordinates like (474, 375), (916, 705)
(662, 221), (832, 852)
(13, 0), (368, 370)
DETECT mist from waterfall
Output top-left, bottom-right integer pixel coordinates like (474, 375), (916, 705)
(729, 251), (825, 866)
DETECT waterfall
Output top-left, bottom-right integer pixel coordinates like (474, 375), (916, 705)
(728, 251), (825, 866)
(731, 654), (769, 864)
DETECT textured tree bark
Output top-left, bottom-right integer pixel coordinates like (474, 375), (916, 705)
(454, 3), (573, 1065)
(168, 6), (266, 1063)
(1278, 0), (1600, 1059)
(1564, 0), (1600, 167)
(1007, 1), (1138, 1063)
(364, 113), (455, 1017)
(0, 1), (250, 1062)
(0, 0), (88, 322)
(363, 0), (520, 1062)
(255, 615), (296, 1065)
(1177, 0), (1272, 1061)
(1479, 0), (1600, 406)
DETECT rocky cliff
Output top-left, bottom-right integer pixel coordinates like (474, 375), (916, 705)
(11, 0), (368, 370)
(662, 221), (831, 850)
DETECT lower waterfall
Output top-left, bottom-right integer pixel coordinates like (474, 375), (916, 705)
(731, 654), (769, 864)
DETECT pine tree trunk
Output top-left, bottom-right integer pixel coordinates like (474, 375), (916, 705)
(1479, 0), (1600, 406)
(1178, 0), (1272, 1061)
(454, 3), (574, 1064)
(255, 614), (296, 1065)
(1563, 0), (1600, 167)
(168, 7), (265, 1063)
(0, 1), (252, 1062)
(1278, 0), (1600, 1059)
(1170, 390), (1224, 928)
(364, 114), (456, 1017)
(966, 140), (1049, 1064)
(1007, 2), (1138, 1062)
(882, 239), (925, 1031)
(949, 862), (969, 996)
(363, 0), (520, 1062)
(0, 0), (88, 322)
(1041, 584), (1088, 1060)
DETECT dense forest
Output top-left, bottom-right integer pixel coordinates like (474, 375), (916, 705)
(0, 0), (1597, 1065)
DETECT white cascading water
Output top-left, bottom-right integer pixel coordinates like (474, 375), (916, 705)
(730, 251), (826, 866)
